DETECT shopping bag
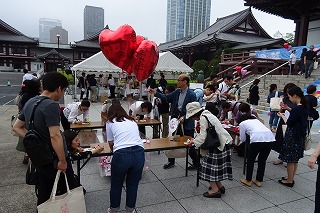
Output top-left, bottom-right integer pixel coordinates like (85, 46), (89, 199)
(37, 170), (86, 213)
(98, 156), (112, 177)
(270, 91), (282, 111)
(314, 61), (318, 70)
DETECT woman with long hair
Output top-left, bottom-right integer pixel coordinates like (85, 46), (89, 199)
(106, 104), (144, 213)
(248, 79), (260, 109)
(278, 86), (308, 187)
(186, 102), (233, 198)
(273, 83), (297, 165)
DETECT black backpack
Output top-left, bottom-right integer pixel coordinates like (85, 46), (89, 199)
(23, 97), (56, 167)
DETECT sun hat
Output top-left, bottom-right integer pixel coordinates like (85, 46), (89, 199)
(186, 102), (204, 119)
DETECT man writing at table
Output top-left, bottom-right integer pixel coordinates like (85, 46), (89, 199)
(149, 74), (199, 170)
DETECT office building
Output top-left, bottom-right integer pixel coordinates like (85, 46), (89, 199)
(50, 26), (68, 44)
(84, 5), (104, 39)
(39, 18), (62, 43)
(166, 0), (211, 41)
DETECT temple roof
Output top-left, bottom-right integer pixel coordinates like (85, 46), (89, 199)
(159, 8), (272, 51)
(244, 0), (320, 21)
(74, 25), (109, 48)
(37, 49), (70, 60)
(0, 19), (38, 43)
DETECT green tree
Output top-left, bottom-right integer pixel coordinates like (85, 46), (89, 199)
(191, 60), (209, 80)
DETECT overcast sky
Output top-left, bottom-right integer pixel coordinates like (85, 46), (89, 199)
(0, 0), (295, 45)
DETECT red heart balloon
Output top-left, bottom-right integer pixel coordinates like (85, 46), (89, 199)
(123, 35), (146, 73)
(133, 40), (159, 81)
(283, 43), (289, 49)
(99, 25), (137, 74)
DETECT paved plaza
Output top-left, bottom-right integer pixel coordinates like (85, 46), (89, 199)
(0, 100), (318, 213)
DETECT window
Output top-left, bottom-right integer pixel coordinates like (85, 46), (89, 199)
(11, 47), (26, 54)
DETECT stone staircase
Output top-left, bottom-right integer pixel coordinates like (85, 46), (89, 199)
(238, 68), (320, 116)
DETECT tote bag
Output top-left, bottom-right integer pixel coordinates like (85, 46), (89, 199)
(270, 91), (282, 111)
(37, 170), (86, 213)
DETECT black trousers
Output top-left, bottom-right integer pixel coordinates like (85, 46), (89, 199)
(168, 126), (198, 166)
(60, 111), (70, 131)
(37, 158), (78, 205)
(246, 142), (273, 182)
(109, 85), (116, 98)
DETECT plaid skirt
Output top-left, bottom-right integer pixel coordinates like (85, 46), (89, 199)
(199, 144), (233, 182)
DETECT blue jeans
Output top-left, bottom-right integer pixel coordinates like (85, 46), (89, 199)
(110, 145), (145, 212)
(269, 111), (279, 128)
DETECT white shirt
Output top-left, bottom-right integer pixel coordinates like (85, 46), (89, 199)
(239, 119), (275, 143)
(218, 81), (228, 100)
(22, 73), (35, 84)
(130, 101), (150, 117)
(63, 102), (89, 123)
(108, 78), (115, 86)
(106, 118), (143, 152)
(290, 53), (297, 65)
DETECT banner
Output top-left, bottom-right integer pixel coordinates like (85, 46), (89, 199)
(256, 44), (320, 60)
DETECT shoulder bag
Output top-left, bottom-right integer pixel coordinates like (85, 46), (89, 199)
(201, 115), (220, 150)
(305, 121), (312, 151)
(23, 97), (56, 167)
(270, 91), (282, 111)
(37, 170), (86, 213)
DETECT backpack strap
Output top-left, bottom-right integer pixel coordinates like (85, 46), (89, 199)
(202, 115), (213, 128)
(28, 96), (50, 130)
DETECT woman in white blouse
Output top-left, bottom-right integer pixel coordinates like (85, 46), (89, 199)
(186, 102), (233, 198)
(239, 113), (275, 187)
(106, 104), (144, 213)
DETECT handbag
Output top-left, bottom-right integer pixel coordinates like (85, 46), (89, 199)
(37, 170), (87, 213)
(270, 91), (282, 111)
(201, 115), (220, 150)
(305, 121), (312, 151)
(23, 97), (56, 167)
(26, 162), (39, 185)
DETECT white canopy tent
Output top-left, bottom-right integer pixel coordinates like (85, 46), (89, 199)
(70, 51), (193, 98)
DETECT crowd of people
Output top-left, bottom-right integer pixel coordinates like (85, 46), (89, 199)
(11, 55), (320, 212)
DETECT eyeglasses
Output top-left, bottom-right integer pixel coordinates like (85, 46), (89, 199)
(177, 79), (184, 82)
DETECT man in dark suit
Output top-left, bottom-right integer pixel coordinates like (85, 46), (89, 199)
(149, 74), (198, 170)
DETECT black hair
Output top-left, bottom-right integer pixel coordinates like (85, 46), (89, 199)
(253, 79), (260, 85)
(107, 104), (134, 122)
(287, 86), (308, 108)
(239, 103), (251, 113)
(225, 75), (234, 81)
(205, 102), (219, 117)
(221, 102), (231, 109)
(239, 114), (257, 124)
(191, 109), (204, 118)
(81, 99), (90, 107)
(23, 79), (41, 94)
(42, 72), (69, 92)
(205, 84), (215, 91)
(269, 84), (277, 94)
(307, 85), (317, 95)
(23, 69), (28, 74)
(141, 101), (153, 113)
(166, 85), (175, 93)
(82, 72), (85, 76)
(283, 83), (297, 99)
(63, 130), (78, 152)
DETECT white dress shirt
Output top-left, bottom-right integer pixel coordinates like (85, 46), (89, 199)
(63, 102), (89, 123)
(239, 119), (275, 143)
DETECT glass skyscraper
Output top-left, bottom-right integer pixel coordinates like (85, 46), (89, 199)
(39, 18), (62, 43)
(84, 5), (104, 39)
(166, 0), (211, 42)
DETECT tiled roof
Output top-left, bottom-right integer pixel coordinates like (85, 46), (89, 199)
(37, 49), (70, 60)
(0, 19), (38, 43)
(161, 8), (272, 51)
(74, 25), (109, 48)
(233, 38), (285, 50)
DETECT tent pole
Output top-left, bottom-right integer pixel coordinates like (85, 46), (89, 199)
(139, 81), (143, 101)
(74, 70), (77, 100)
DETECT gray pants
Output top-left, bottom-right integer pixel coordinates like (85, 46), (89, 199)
(305, 60), (314, 78)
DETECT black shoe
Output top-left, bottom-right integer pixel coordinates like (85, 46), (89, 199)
(163, 162), (174, 169)
(208, 186), (225, 194)
(278, 179), (294, 187)
(187, 165), (197, 171)
(23, 155), (29, 165)
(203, 191), (221, 198)
(281, 177), (295, 184)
